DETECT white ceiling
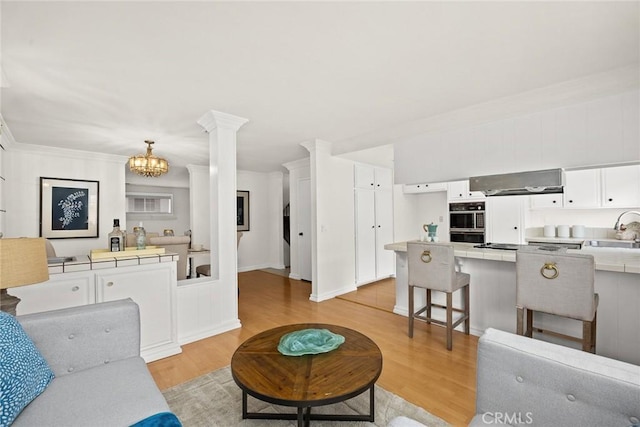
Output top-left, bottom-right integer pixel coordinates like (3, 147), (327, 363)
(1, 1), (638, 182)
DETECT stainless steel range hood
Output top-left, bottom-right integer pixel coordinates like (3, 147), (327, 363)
(469, 169), (564, 196)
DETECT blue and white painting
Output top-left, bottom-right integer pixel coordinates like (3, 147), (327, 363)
(51, 187), (89, 230)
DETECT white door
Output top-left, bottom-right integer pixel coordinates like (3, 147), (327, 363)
(297, 178), (312, 282)
(374, 189), (394, 278)
(355, 189), (376, 284)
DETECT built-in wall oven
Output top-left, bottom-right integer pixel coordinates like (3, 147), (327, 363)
(449, 201), (486, 244)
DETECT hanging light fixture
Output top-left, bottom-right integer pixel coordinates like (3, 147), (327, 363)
(129, 140), (169, 177)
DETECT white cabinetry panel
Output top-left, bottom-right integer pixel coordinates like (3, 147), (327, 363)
(602, 164), (640, 208)
(374, 189), (394, 278)
(355, 189), (376, 284)
(97, 263), (176, 353)
(563, 169), (600, 208)
(354, 165), (394, 285)
(530, 193), (563, 209)
(486, 197), (525, 244)
(11, 271), (94, 315)
(448, 180), (485, 201)
(403, 182), (447, 194)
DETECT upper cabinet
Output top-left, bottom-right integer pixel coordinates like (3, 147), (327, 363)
(530, 164), (640, 209)
(448, 180), (485, 201)
(354, 164), (392, 191)
(563, 169), (600, 209)
(602, 164), (640, 208)
(402, 182), (447, 194)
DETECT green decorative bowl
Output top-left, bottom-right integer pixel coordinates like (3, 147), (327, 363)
(277, 328), (345, 356)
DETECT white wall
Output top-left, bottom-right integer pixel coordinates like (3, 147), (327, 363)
(394, 190), (449, 243)
(395, 89), (640, 184)
(236, 170), (284, 271)
(187, 164), (210, 251)
(125, 183), (190, 237)
(5, 143), (127, 256)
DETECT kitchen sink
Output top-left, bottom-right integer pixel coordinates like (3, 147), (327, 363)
(584, 240), (640, 249)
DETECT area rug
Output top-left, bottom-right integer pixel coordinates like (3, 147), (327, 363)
(163, 366), (450, 427)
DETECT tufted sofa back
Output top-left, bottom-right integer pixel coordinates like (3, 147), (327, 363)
(17, 299), (140, 378)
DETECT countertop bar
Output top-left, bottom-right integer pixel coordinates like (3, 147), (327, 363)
(46, 252), (180, 275)
(384, 241), (640, 274)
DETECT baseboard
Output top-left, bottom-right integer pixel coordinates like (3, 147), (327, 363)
(178, 319), (242, 345)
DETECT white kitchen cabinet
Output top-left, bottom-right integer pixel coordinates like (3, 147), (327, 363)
(11, 271), (95, 315)
(354, 165), (394, 286)
(448, 180), (485, 201)
(602, 164), (640, 208)
(486, 197), (526, 244)
(563, 169), (600, 208)
(96, 262), (179, 360)
(354, 164), (392, 190)
(530, 193), (563, 209)
(403, 182), (447, 194)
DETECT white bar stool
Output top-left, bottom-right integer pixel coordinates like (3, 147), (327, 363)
(407, 242), (470, 351)
(516, 250), (598, 353)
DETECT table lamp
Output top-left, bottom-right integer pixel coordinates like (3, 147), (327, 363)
(0, 237), (50, 316)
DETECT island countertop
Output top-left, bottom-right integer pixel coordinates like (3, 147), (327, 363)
(384, 240), (640, 365)
(384, 241), (640, 274)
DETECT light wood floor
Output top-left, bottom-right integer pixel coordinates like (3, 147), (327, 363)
(148, 270), (478, 426)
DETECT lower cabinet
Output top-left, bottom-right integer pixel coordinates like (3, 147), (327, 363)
(9, 262), (180, 362)
(11, 271), (95, 315)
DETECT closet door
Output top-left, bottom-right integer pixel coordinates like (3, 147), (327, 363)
(355, 189), (376, 284)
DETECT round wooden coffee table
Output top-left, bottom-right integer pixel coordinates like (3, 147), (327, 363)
(231, 323), (383, 427)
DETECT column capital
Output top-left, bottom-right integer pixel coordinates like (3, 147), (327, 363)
(197, 110), (249, 133)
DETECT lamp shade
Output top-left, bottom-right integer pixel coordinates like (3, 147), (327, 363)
(0, 238), (49, 289)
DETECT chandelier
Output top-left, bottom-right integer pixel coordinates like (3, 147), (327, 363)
(129, 140), (169, 177)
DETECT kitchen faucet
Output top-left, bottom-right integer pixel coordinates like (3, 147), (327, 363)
(613, 210), (640, 231)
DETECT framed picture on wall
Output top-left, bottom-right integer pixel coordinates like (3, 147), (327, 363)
(40, 177), (99, 239)
(237, 190), (250, 232)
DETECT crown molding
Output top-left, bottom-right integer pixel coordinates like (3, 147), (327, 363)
(11, 142), (129, 165)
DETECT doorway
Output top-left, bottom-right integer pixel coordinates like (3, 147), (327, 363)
(297, 178), (312, 281)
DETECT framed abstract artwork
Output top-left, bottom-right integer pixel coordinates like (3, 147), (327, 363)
(237, 190), (250, 232)
(40, 177), (99, 239)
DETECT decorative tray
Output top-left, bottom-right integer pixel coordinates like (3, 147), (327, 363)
(277, 328), (345, 356)
(90, 246), (165, 260)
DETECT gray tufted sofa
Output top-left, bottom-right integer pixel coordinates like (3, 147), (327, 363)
(471, 328), (640, 426)
(13, 299), (172, 426)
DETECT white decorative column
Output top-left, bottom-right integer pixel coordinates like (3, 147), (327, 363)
(197, 110), (248, 300)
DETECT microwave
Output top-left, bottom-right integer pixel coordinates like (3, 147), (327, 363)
(449, 202), (486, 243)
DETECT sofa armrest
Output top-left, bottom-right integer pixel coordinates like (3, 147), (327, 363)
(17, 299), (141, 378)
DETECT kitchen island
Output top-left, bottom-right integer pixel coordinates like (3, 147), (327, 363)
(385, 241), (640, 365)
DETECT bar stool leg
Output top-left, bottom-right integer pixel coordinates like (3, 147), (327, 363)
(446, 292), (453, 351)
(592, 312), (597, 352)
(516, 307), (525, 336)
(463, 284), (470, 335)
(525, 309), (534, 337)
(408, 285), (415, 338)
(426, 289), (432, 324)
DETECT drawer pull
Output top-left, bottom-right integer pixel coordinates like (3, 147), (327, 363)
(106, 281), (114, 287)
(71, 286), (79, 292)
